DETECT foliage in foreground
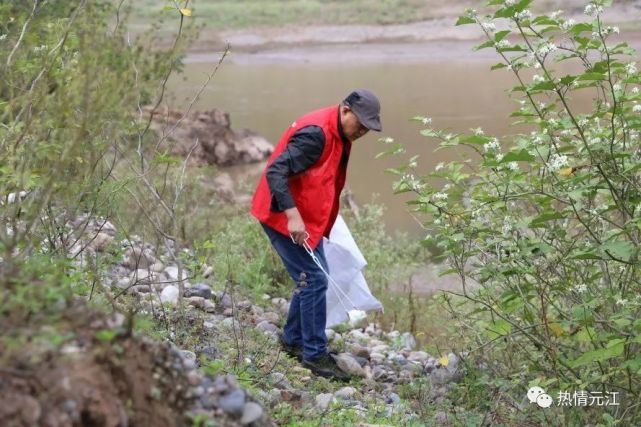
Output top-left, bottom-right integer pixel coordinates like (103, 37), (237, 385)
(384, 0), (641, 425)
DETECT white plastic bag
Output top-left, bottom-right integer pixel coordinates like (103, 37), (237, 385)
(324, 215), (383, 328)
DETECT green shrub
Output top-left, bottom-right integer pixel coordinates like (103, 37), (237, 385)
(384, 1), (641, 424)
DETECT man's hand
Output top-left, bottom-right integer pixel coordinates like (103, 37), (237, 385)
(285, 207), (307, 245)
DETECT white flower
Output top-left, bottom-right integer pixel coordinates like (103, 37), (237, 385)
(514, 10), (532, 21)
(432, 192), (448, 202)
(537, 42), (557, 56)
(561, 19), (576, 30)
(626, 62), (638, 75)
(548, 154), (568, 171)
(534, 62), (541, 69)
(551, 10), (564, 20)
(616, 298), (628, 306)
(496, 153), (504, 161)
(574, 284), (587, 293)
(483, 138), (500, 152)
(578, 118), (589, 127)
(482, 22), (496, 32)
(504, 0), (516, 6)
(605, 26), (620, 35)
(421, 117), (432, 125)
(633, 104), (641, 113)
(508, 161), (519, 171)
(584, 4), (603, 16)
(533, 74), (545, 83)
(382, 137), (394, 143)
(435, 162), (445, 172)
(496, 39), (511, 49)
(473, 127), (485, 136)
(539, 102), (546, 110)
(613, 83), (622, 92)
(502, 217), (513, 234)
(632, 87), (640, 94)
(33, 44), (47, 52)
(0, 34), (6, 41)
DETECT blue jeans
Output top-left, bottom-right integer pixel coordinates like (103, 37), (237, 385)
(261, 223), (329, 361)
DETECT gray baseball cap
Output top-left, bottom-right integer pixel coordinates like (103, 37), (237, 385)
(343, 89), (382, 132)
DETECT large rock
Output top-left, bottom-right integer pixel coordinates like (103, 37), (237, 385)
(143, 106), (273, 166)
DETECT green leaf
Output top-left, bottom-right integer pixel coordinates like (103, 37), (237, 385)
(474, 40), (495, 51)
(578, 72), (606, 81)
(570, 339), (625, 368)
(485, 319), (512, 339)
(95, 329), (117, 342)
(459, 135), (490, 145)
(601, 241), (635, 262)
(494, 30), (511, 42)
(501, 149), (535, 162)
(456, 15), (476, 26)
(491, 62), (508, 70)
(569, 23), (594, 36)
(529, 211), (565, 227)
(162, 5), (176, 11)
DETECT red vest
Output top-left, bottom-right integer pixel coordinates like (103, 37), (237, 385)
(251, 105), (350, 249)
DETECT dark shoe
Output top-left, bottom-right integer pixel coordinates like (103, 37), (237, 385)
(279, 335), (303, 362)
(303, 353), (351, 382)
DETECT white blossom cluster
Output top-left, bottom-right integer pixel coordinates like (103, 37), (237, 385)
(573, 284), (588, 293)
(482, 22), (496, 32)
(496, 39), (512, 49)
(633, 104), (641, 113)
(584, 3), (604, 16)
(537, 42), (557, 56)
(547, 154), (569, 171)
(533, 74), (546, 84)
(431, 192), (449, 206)
(514, 10), (532, 21)
(504, 0), (516, 6)
(561, 19), (576, 30)
(401, 174), (425, 192)
(0, 34), (7, 41)
(604, 26), (620, 35)
(626, 62), (638, 75)
(483, 138), (500, 152)
(550, 10), (564, 20)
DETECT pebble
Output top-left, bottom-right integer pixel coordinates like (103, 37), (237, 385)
(269, 372), (291, 390)
(219, 389), (245, 416)
(188, 296), (205, 309)
(149, 262), (165, 273)
(261, 311), (280, 324)
(160, 285), (179, 305)
(203, 300), (216, 313)
(256, 321), (279, 334)
(240, 402), (263, 425)
(334, 386), (357, 400)
(333, 353), (366, 377)
(185, 283), (212, 299)
(315, 393), (335, 411)
(400, 332), (417, 350)
(408, 351), (429, 362)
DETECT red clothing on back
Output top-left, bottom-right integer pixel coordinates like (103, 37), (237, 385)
(251, 105), (350, 249)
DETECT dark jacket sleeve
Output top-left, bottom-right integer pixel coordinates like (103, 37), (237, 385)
(266, 125), (326, 212)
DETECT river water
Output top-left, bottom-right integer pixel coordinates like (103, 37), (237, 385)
(167, 53), (597, 235)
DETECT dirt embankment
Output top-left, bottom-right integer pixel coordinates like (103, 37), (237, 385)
(184, 2), (641, 65)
